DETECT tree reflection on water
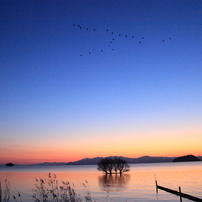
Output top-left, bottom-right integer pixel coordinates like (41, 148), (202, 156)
(98, 174), (130, 192)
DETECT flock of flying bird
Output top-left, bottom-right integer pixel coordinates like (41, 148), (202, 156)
(72, 24), (172, 57)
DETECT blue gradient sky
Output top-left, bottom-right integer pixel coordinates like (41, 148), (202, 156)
(1, 0), (202, 164)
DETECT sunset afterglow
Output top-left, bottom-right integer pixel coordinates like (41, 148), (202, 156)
(1, 0), (202, 165)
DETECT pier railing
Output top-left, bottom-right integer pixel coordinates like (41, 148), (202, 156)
(155, 180), (202, 202)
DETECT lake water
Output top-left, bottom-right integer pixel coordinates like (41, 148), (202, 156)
(0, 162), (202, 201)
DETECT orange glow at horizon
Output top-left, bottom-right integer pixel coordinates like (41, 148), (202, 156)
(1, 127), (202, 164)
(1, 140), (202, 165)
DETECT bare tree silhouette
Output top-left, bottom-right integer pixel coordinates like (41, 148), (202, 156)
(97, 157), (130, 175)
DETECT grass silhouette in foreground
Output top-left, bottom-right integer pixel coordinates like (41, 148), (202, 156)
(0, 179), (18, 202)
(32, 173), (92, 202)
(0, 173), (93, 202)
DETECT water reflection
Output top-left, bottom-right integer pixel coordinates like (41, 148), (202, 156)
(98, 174), (130, 192)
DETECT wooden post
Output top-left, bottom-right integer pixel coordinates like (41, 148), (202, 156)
(179, 187), (182, 202)
(155, 180), (158, 193)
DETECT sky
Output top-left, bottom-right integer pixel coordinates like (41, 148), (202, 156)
(0, 0), (202, 165)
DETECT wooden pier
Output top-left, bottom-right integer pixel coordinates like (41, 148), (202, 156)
(156, 181), (202, 202)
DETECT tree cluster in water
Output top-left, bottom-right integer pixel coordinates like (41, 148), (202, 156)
(97, 157), (130, 175)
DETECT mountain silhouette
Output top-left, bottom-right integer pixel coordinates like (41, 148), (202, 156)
(66, 156), (175, 165)
(172, 155), (201, 162)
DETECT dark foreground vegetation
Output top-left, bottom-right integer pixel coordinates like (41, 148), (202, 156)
(97, 157), (130, 175)
(0, 173), (93, 202)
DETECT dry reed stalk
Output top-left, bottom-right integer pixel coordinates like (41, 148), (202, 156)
(32, 173), (91, 202)
(0, 180), (2, 202)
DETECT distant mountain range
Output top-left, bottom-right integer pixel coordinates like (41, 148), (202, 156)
(29, 156), (176, 166)
(33, 155), (202, 166)
(65, 156), (175, 165)
(3, 155), (202, 166)
(65, 155), (202, 165)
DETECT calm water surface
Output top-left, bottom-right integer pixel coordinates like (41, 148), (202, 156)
(0, 162), (202, 202)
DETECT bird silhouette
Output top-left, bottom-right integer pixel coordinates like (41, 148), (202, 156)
(73, 24), (172, 57)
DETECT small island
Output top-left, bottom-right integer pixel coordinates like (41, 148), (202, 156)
(172, 155), (201, 162)
(5, 163), (14, 167)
